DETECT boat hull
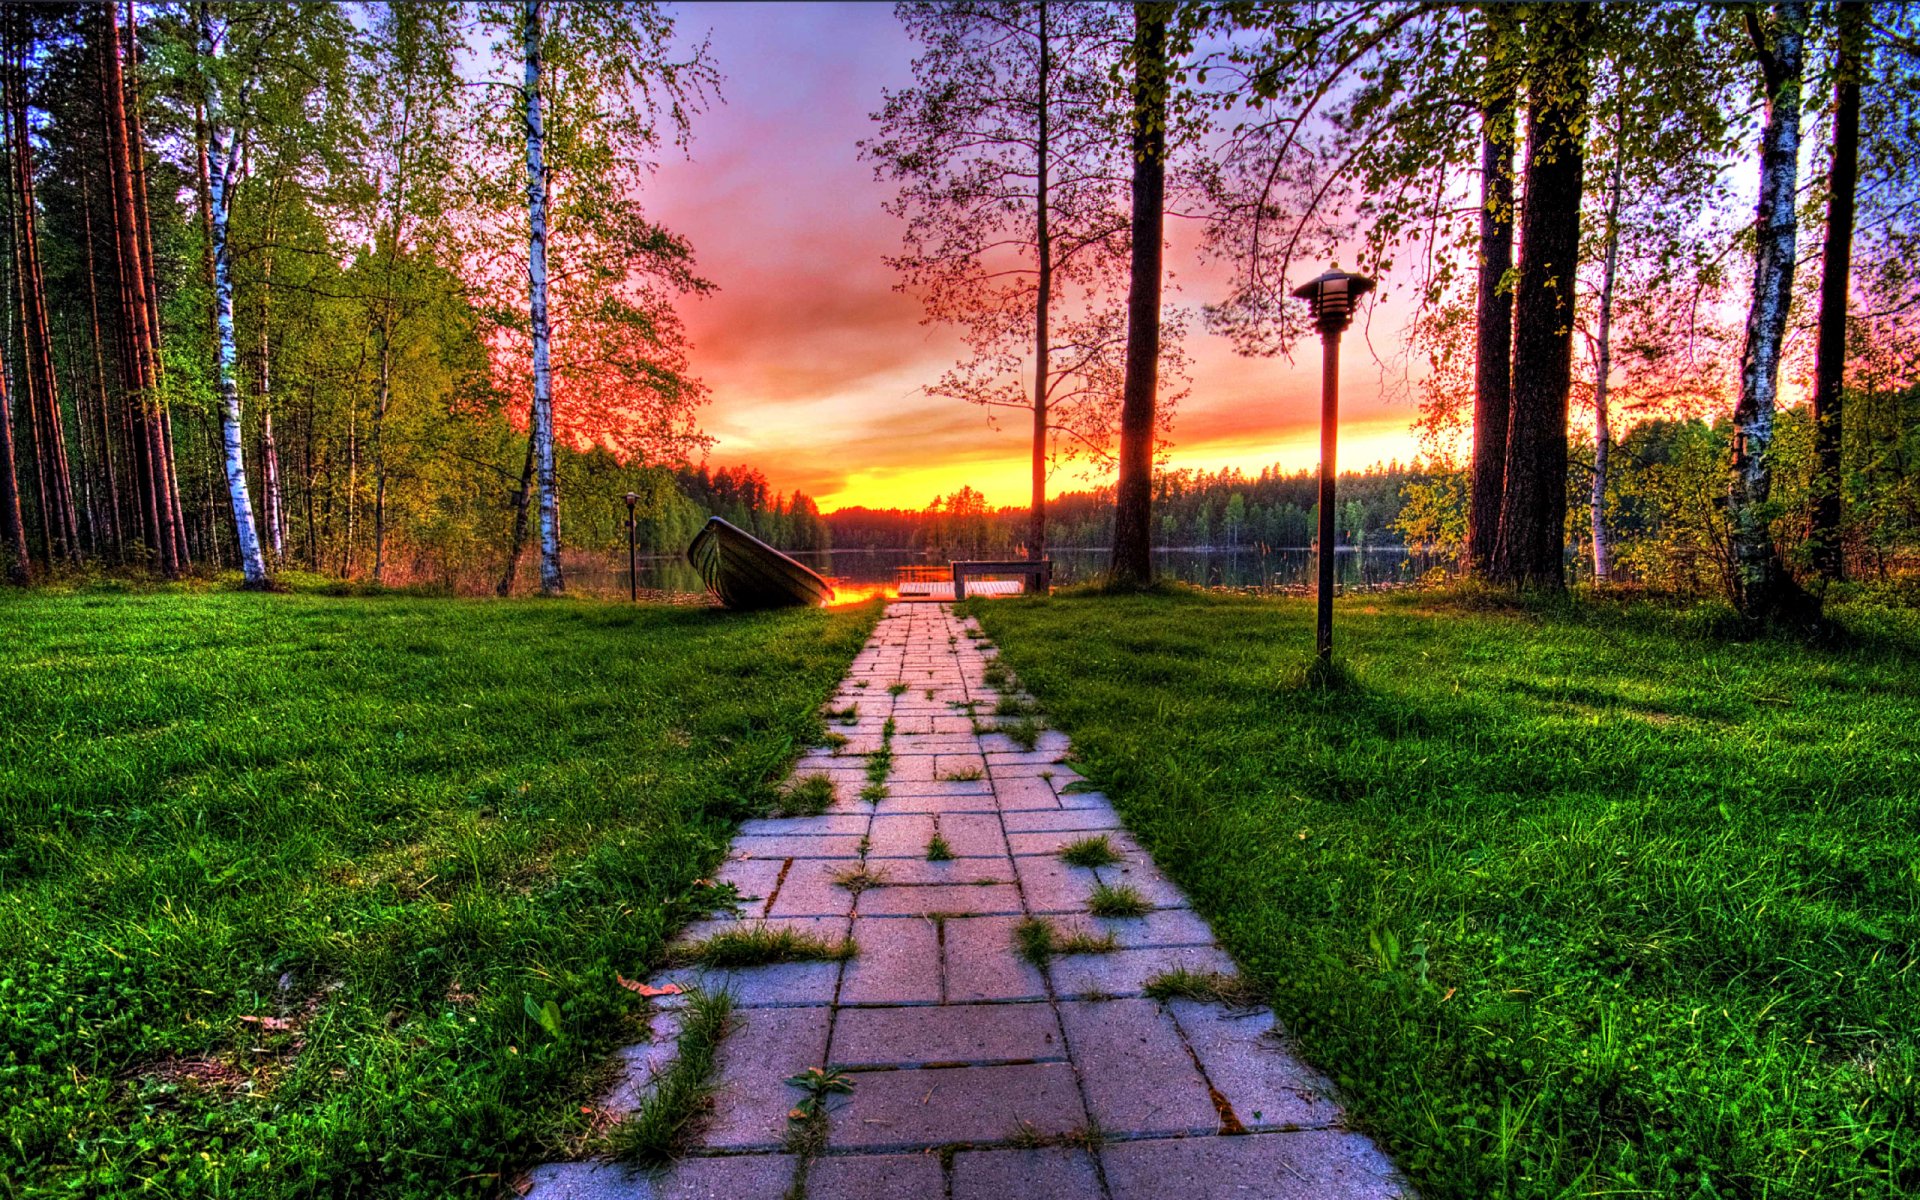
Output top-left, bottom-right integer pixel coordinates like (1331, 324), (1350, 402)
(687, 516), (835, 610)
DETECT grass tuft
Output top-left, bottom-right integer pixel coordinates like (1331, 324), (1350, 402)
(1087, 883), (1151, 918)
(772, 774), (836, 818)
(665, 927), (855, 969)
(1142, 968), (1264, 1008)
(607, 989), (735, 1166)
(925, 834), (954, 862)
(1013, 917), (1117, 966)
(831, 865), (888, 895)
(936, 764), (985, 782)
(1058, 835), (1121, 869)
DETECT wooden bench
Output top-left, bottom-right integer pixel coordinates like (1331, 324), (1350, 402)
(950, 559), (1052, 601)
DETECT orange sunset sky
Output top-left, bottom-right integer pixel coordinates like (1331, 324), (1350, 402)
(647, 2), (1431, 513)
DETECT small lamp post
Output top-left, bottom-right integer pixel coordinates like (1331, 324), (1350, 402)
(1291, 268), (1375, 664)
(623, 492), (639, 602)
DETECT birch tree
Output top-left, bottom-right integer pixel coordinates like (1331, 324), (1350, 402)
(1728, 0), (1813, 620)
(865, 0), (1148, 559)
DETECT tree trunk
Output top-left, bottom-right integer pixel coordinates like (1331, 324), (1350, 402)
(1027, 0), (1050, 562)
(259, 203), (284, 560)
(8, 19), (79, 565)
(1808, 0), (1864, 584)
(1467, 7), (1516, 577)
(78, 136), (118, 561)
(1590, 145), (1624, 584)
(1106, 4), (1168, 589)
(498, 408), (536, 597)
(1729, 2), (1812, 620)
(1491, 4), (1592, 590)
(372, 330), (390, 582)
(0, 323), (24, 582)
(98, 0), (173, 575)
(525, 0), (562, 595)
(200, 10), (268, 587)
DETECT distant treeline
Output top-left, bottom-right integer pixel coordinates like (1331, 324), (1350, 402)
(824, 463), (1440, 557)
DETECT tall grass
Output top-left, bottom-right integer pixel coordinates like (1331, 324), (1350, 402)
(971, 586), (1920, 1199)
(0, 587), (877, 1197)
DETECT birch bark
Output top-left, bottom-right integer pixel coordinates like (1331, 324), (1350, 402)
(524, 0), (561, 595)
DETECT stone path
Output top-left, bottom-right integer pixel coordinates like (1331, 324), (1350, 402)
(526, 603), (1406, 1199)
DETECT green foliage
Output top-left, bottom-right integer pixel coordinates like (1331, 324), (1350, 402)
(924, 834), (954, 862)
(1057, 836), (1121, 869)
(772, 774), (837, 818)
(665, 927), (854, 969)
(1086, 883), (1151, 919)
(977, 587), (1920, 1199)
(0, 590), (876, 1197)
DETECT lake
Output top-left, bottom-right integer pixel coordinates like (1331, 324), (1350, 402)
(567, 545), (1454, 600)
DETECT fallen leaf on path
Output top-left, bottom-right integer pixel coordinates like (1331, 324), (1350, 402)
(616, 973), (682, 998)
(238, 1015), (294, 1032)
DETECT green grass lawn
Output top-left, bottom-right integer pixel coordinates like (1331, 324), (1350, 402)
(0, 585), (877, 1199)
(969, 587), (1920, 1200)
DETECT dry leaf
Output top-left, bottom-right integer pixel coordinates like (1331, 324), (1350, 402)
(238, 1015), (294, 1032)
(616, 973), (682, 998)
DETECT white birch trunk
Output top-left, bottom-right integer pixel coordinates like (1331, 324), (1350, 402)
(525, 0), (562, 595)
(201, 13), (269, 588)
(1591, 149), (1623, 584)
(1730, 2), (1805, 614)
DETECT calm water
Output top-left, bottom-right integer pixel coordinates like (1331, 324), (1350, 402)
(568, 545), (1452, 599)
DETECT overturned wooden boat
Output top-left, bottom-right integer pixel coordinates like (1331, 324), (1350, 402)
(687, 516), (835, 610)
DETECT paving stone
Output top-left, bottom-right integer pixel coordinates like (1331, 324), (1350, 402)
(1007, 829), (1143, 858)
(858, 882), (1023, 916)
(1102, 1130), (1407, 1199)
(830, 1002), (1062, 1068)
(732, 834), (865, 859)
(651, 959), (840, 1008)
(1058, 999), (1218, 1135)
(522, 1155), (796, 1200)
(1048, 944), (1240, 1000)
(1095, 859), (1191, 908)
(675, 914), (851, 947)
(699, 1007), (831, 1151)
(951, 1148), (1102, 1200)
(990, 776), (1062, 811)
(933, 753), (988, 779)
(1057, 787), (1113, 810)
(801, 1153), (943, 1199)
(1169, 1000), (1342, 1130)
(884, 775), (994, 797)
(1001, 806), (1121, 833)
(1012, 856), (1100, 913)
(876, 787), (999, 814)
(838, 917), (941, 1005)
(865, 814), (936, 857)
(738, 815), (870, 837)
(713, 859), (783, 917)
(984, 750), (1060, 767)
(767, 860), (856, 918)
(862, 858), (1013, 885)
(600, 1008), (680, 1111)
(830, 1063), (1087, 1150)
(933, 812), (1008, 857)
(1052, 908), (1217, 950)
(942, 916), (1048, 1002)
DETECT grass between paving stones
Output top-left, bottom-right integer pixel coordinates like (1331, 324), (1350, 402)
(926, 834), (955, 862)
(1058, 835), (1122, 869)
(1014, 917), (1119, 966)
(1087, 883), (1152, 918)
(0, 585), (880, 1198)
(771, 773), (837, 818)
(968, 585), (1920, 1199)
(606, 990), (734, 1166)
(1142, 968), (1264, 1008)
(831, 865), (889, 895)
(664, 926), (856, 969)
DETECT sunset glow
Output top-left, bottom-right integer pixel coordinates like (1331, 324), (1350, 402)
(649, 2), (1428, 512)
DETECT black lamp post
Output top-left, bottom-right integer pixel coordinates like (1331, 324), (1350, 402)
(1291, 268), (1375, 664)
(623, 492), (639, 602)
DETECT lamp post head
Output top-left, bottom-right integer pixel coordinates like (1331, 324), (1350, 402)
(1292, 268), (1375, 336)
(624, 491), (639, 509)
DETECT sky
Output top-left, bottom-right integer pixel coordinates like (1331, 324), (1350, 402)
(646, 2), (1428, 512)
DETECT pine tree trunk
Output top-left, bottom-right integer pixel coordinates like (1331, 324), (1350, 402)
(1730, 2), (1812, 620)
(1106, 4), (1168, 589)
(0, 327), (25, 582)
(1809, 1), (1864, 583)
(524, 0), (562, 595)
(1027, 0), (1050, 562)
(1491, 4), (1592, 590)
(1591, 148), (1624, 584)
(200, 9), (268, 587)
(1467, 7), (1516, 577)
(78, 139), (119, 561)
